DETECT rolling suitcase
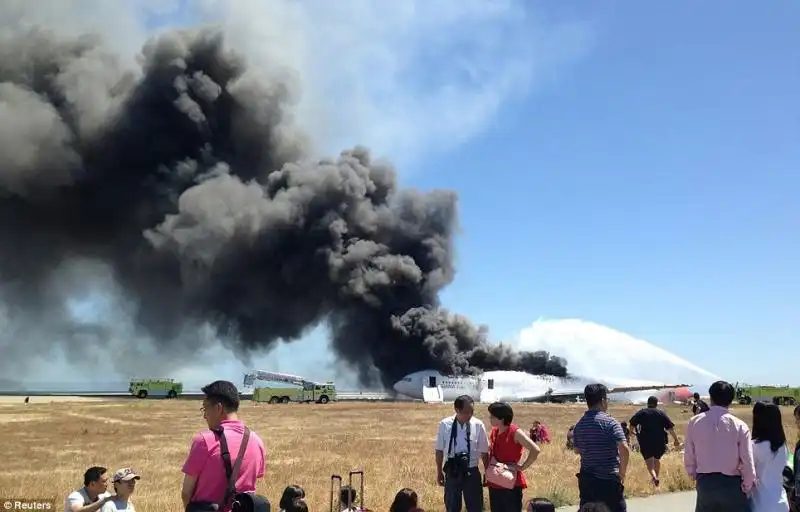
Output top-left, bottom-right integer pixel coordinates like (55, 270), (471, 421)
(330, 470), (371, 512)
(330, 474), (343, 512)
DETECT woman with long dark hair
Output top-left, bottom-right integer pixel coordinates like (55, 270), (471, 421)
(278, 485), (305, 512)
(388, 488), (418, 512)
(750, 402), (789, 511)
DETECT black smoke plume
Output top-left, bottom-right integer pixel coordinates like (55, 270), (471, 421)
(0, 26), (568, 389)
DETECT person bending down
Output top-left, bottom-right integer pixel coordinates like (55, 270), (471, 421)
(529, 421), (551, 444)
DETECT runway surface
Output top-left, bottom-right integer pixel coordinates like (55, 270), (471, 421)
(555, 490), (697, 511)
(0, 390), (396, 401)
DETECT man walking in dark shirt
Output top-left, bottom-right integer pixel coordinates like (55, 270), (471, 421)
(572, 383), (630, 512)
(692, 392), (710, 415)
(629, 396), (681, 487)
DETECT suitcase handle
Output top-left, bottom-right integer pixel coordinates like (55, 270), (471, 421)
(330, 474), (343, 512)
(349, 470), (365, 510)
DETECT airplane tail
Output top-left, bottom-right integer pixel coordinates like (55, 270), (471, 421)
(422, 385), (444, 403)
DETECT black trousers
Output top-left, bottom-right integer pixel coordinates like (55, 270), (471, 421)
(577, 471), (627, 512)
(444, 467), (484, 512)
(639, 440), (667, 460)
(488, 486), (522, 512)
(694, 473), (750, 512)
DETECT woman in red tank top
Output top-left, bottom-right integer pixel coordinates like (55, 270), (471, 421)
(486, 402), (542, 512)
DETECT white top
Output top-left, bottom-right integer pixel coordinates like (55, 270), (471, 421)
(64, 489), (112, 512)
(435, 415), (489, 469)
(100, 499), (135, 512)
(750, 440), (789, 512)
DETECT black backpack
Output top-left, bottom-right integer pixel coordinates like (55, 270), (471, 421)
(185, 427), (270, 512)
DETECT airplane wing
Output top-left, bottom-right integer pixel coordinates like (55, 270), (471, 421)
(518, 383), (691, 403)
(605, 383), (691, 395)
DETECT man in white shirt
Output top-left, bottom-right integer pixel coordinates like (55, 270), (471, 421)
(64, 466), (113, 512)
(435, 395), (490, 512)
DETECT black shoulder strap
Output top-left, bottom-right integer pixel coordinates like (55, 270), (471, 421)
(466, 419), (471, 460)
(214, 426), (251, 507)
(447, 416), (458, 457)
(447, 416), (471, 460)
(794, 440), (800, 479)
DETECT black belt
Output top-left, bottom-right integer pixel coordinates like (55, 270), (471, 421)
(447, 464), (480, 473)
(696, 473), (742, 479)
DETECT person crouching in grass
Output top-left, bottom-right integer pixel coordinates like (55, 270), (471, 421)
(101, 468), (140, 512)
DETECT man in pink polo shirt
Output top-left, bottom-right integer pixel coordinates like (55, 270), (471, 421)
(181, 380), (267, 512)
(684, 380), (755, 512)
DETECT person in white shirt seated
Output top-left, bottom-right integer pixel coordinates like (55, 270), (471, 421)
(100, 468), (140, 512)
(64, 466), (113, 512)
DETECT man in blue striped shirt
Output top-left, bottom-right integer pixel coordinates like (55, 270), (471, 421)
(572, 383), (630, 512)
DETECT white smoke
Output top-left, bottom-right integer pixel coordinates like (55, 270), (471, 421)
(513, 318), (720, 393)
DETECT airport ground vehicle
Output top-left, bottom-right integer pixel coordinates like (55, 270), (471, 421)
(735, 383), (800, 406)
(128, 378), (183, 399)
(243, 370), (336, 404)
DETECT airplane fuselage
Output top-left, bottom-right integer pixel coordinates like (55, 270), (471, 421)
(393, 369), (577, 402)
(392, 369), (692, 404)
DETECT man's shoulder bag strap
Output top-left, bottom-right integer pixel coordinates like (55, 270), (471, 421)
(214, 426), (252, 508)
(447, 416), (471, 459)
(447, 415), (457, 458)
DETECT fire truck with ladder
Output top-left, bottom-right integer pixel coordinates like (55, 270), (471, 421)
(243, 370), (337, 404)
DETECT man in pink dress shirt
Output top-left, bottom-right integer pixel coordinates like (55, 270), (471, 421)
(181, 380), (267, 512)
(684, 380), (756, 512)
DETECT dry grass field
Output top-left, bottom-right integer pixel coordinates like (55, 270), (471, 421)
(0, 397), (796, 511)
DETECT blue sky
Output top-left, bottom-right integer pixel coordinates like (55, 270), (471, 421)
(413, 1), (799, 385)
(9, 1), (797, 389)
(221, 2), (796, 387)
